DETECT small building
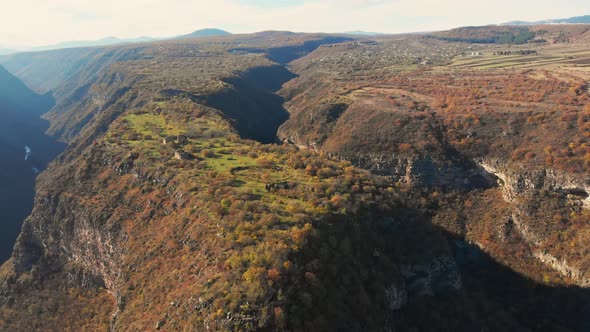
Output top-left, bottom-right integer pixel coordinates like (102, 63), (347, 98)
(174, 150), (193, 160)
(162, 136), (176, 145)
(176, 135), (189, 145)
(265, 182), (296, 192)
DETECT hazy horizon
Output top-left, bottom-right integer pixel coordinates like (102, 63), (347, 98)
(2, 0), (589, 48)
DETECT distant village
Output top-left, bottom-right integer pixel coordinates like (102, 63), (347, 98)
(493, 50), (539, 56)
(465, 49), (539, 57)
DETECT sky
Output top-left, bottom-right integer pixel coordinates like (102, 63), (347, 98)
(1, 0), (589, 47)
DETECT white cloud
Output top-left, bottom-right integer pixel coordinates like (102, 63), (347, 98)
(1, 0), (589, 47)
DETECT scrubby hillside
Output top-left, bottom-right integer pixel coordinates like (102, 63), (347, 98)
(2, 26), (590, 331)
(278, 25), (590, 302)
(2, 97), (420, 330)
(0, 33), (458, 331)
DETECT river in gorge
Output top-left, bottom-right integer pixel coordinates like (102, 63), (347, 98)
(0, 74), (66, 263)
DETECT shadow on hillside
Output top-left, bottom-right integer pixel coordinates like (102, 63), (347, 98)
(282, 204), (590, 331)
(266, 37), (354, 64)
(390, 218), (590, 332)
(207, 37), (358, 144)
(207, 66), (297, 144)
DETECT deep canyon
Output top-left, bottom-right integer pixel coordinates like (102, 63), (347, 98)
(0, 26), (590, 331)
(0, 67), (65, 262)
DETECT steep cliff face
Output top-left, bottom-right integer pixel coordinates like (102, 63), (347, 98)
(477, 159), (590, 286)
(480, 158), (590, 207)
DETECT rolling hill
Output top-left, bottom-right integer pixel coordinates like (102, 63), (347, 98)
(175, 28), (232, 39)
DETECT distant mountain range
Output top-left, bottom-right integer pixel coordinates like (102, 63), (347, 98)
(503, 15), (590, 26)
(0, 48), (16, 56)
(27, 36), (158, 52)
(0, 37), (155, 55)
(0, 28), (232, 55)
